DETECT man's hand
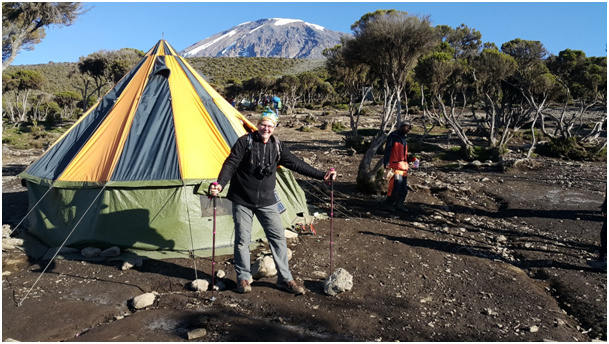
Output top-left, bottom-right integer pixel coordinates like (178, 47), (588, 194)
(324, 168), (337, 181)
(209, 182), (222, 197)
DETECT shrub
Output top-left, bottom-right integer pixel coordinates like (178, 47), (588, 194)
(331, 121), (347, 132)
(303, 115), (317, 124)
(534, 137), (604, 161)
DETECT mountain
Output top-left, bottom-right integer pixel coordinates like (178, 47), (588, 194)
(180, 18), (350, 59)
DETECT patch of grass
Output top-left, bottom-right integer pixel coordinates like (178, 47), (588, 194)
(535, 137), (606, 161)
(298, 126), (312, 132)
(2, 122), (67, 149)
(331, 121), (348, 132)
(408, 141), (444, 154)
(303, 115), (317, 124)
(472, 146), (494, 161)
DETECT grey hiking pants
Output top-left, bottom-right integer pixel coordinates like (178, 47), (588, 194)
(232, 203), (293, 283)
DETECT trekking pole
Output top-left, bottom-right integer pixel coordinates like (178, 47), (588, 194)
(329, 169), (335, 274)
(209, 182), (219, 302)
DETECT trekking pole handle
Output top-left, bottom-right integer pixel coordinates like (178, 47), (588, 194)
(327, 168), (335, 185)
(209, 182), (219, 199)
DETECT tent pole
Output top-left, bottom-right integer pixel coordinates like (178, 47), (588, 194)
(18, 184), (107, 306)
(209, 182), (219, 302)
(329, 176), (334, 274)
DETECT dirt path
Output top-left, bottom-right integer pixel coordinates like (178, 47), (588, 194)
(2, 119), (606, 341)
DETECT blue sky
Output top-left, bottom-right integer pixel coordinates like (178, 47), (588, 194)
(10, 1), (607, 66)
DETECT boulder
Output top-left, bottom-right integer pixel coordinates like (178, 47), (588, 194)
(131, 292), (156, 309)
(323, 268), (353, 296)
(187, 328), (207, 340)
(188, 279), (209, 292)
(252, 255), (277, 279)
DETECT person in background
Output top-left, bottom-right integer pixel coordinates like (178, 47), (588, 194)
(383, 122), (419, 212)
(271, 96), (282, 115)
(210, 109), (337, 294)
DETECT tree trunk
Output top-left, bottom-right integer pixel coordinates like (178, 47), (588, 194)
(526, 112), (539, 159)
(356, 133), (387, 193)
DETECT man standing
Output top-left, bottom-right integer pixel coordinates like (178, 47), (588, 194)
(383, 122), (418, 212)
(210, 110), (337, 295)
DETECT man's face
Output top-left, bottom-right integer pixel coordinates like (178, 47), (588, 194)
(400, 125), (411, 134)
(257, 120), (275, 142)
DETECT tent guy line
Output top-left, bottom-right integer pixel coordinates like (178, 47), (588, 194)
(18, 185), (107, 306)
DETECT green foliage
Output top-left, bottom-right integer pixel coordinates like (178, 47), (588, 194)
(298, 126), (312, 132)
(187, 57), (301, 86)
(2, 2), (87, 69)
(3, 69), (46, 91)
(535, 137), (605, 161)
(331, 121), (348, 132)
(54, 90), (82, 107)
(39, 101), (61, 124)
(2, 121), (67, 149)
(303, 115), (317, 124)
(471, 145), (494, 161)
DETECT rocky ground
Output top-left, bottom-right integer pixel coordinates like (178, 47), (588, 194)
(2, 111), (607, 342)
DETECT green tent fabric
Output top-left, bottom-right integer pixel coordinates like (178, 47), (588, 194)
(18, 40), (312, 258)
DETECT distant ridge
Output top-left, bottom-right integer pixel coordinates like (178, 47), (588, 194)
(180, 18), (349, 59)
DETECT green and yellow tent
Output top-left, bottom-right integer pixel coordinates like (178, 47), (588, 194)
(19, 40), (310, 257)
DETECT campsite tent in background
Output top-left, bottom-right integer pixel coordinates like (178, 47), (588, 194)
(18, 40), (311, 258)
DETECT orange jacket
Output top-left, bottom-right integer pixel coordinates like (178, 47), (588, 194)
(383, 130), (416, 173)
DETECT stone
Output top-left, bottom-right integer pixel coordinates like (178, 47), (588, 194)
(311, 270), (327, 279)
(215, 269), (226, 279)
(121, 261), (135, 270)
(81, 247), (101, 257)
(131, 292), (156, 309)
(252, 255), (277, 279)
(284, 229), (298, 238)
(188, 279), (209, 292)
(100, 246), (120, 257)
(323, 268), (353, 296)
(2, 224), (12, 238)
(187, 328), (207, 340)
(121, 258), (143, 270)
(2, 238), (24, 250)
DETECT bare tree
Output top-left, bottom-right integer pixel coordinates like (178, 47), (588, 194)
(2, 2), (87, 70)
(2, 69), (46, 124)
(324, 41), (373, 136)
(275, 75), (300, 115)
(547, 50), (607, 141)
(501, 39), (555, 158)
(73, 49), (142, 111)
(347, 10), (439, 192)
(471, 48), (519, 153)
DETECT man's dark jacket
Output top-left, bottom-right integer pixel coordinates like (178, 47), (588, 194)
(217, 131), (325, 208)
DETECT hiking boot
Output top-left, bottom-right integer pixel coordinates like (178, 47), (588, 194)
(384, 203), (396, 212)
(279, 280), (305, 295)
(395, 204), (408, 212)
(237, 280), (252, 293)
